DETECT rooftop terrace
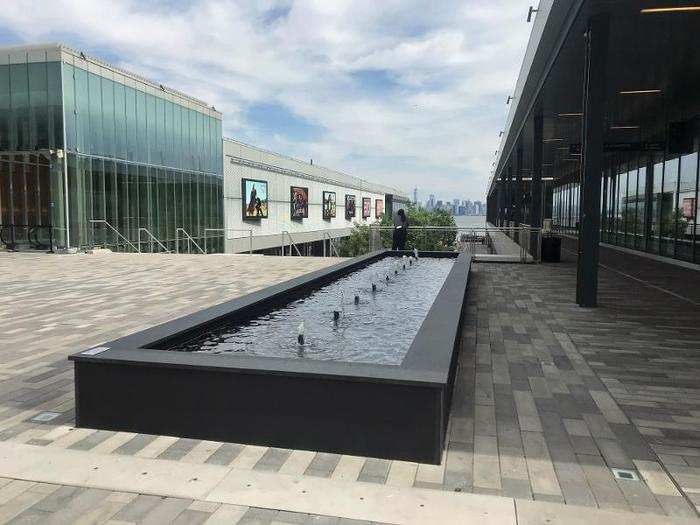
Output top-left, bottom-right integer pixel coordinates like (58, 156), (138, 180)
(0, 250), (698, 523)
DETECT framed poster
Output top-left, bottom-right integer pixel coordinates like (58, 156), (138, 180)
(362, 197), (371, 219)
(683, 197), (696, 219)
(323, 191), (336, 220)
(242, 178), (268, 220)
(345, 194), (356, 219)
(375, 198), (384, 219)
(290, 186), (309, 220)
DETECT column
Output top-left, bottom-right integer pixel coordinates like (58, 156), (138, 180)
(531, 115), (543, 229)
(576, 13), (610, 307)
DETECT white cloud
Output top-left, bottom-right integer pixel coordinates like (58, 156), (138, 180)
(0, 0), (532, 201)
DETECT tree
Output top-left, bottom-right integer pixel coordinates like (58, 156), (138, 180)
(337, 204), (458, 257)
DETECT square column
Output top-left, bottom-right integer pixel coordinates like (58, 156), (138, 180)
(576, 13), (610, 307)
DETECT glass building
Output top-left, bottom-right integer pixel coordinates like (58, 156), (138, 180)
(486, 1), (700, 305)
(0, 44), (223, 251)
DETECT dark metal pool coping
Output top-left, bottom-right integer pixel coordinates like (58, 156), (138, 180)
(69, 250), (470, 388)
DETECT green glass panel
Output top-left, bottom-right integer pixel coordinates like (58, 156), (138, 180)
(164, 101), (173, 167)
(136, 90), (147, 163)
(113, 81), (126, 159)
(47, 62), (63, 150)
(125, 85), (137, 162)
(138, 164), (150, 250)
(128, 163), (139, 243)
(10, 63), (30, 151)
(0, 66), (10, 150)
(101, 77), (115, 158)
(104, 160), (117, 246)
(157, 168), (168, 245)
(62, 64), (76, 152)
(145, 93), (156, 164)
(116, 161), (128, 249)
(155, 96), (164, 166)
(28, 62), (48, 149)
(74, 67), (89, 154)
(88, 72), (103, 155)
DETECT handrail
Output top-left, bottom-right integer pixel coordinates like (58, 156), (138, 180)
(89, 220), (140, 253)
(322, 232), (340, 257)
(175, 228), (205, 254)
(204, 228), (253, 254)
(137, 228), (171, 253)
(280, 230), (302, 256)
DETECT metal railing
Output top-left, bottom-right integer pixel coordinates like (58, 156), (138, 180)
(280, 230), (302, 256)
(367, 224), (541, 263)
(89, 220), (140, 253)
(137, 228), (171, 253)
(175, 228), (205, 254)
(204, 228), (253, 254)
(322, 232), (340, 257)
(0, 224), (54, 251)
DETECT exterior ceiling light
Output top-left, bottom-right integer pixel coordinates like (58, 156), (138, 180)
(619, 89), (662, 95)
(557, 147), (569, 150)
(558, 112), (583, 117)
(610, 125), (640, 130)
(641, 6), (700, 13)
(543, 138), (564, 142)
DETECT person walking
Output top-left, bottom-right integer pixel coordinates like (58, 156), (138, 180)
(392, 208), (409, 250)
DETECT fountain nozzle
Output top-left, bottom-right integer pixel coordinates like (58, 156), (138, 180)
(297, 322), (305, 345)
(354, 295), (360, 305)
(333, 310), (340, 321)
(372, 283), (377, 292)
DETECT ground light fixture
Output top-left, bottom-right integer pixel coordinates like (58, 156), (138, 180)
(641, 6), (700, 14)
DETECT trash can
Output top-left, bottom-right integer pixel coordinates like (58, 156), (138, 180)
(541, 235), (561, 262)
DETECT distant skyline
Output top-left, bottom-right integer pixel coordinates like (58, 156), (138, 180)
(0, 1), (533, 200)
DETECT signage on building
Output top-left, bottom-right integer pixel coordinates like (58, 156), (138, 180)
(568, 142), (665, 154)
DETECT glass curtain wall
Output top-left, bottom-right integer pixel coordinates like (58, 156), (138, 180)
(0, 60), (64, 247)
(61, 62), (223, 252)
(552, 146), (700, 263)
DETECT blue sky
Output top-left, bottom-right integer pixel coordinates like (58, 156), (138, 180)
(0, 0), (533, 202)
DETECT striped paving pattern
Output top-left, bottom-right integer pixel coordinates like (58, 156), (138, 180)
(0, 250), (699, 523)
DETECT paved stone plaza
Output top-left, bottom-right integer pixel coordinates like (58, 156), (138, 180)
(0, 250), (699, 524)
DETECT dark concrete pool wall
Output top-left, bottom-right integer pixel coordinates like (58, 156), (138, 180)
(69, 250), (472, 464)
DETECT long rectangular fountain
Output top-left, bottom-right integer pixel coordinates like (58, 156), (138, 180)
(69, 250), (471, 463)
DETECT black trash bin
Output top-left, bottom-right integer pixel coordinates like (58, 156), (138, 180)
(541, 235), (561, 262)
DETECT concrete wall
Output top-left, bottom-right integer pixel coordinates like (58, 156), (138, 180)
(223, 139), (405, 253)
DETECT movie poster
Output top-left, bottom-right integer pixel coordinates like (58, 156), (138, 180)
(362, 197), (371, 219)
(242, 178), (268, 220)
(290, 186), (309, 219)
(323, 191), (336, 219)
(345, 194), (356, 219)
(375, 198), (384, 219)
(683, 197), (696, 219)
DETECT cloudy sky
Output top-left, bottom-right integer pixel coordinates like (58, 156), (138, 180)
(0, 1), (532, 202)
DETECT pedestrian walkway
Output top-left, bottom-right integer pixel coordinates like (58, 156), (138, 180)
(0, 251), (698, 523)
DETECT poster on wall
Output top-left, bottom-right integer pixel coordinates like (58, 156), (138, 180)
(683, 197), (696, 219)
(362, 197), (371, 219)
(345, 194), (356, 219)
(323, 191), (336, 220)
(242, 178), (268, 220)
(290, 186), (309, 220)
(375, 198), (384, 219)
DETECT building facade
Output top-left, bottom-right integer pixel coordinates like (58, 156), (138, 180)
(486, 1), (700, 304)
(0, 44), (223, 252)
(223, 139), (405, 254)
